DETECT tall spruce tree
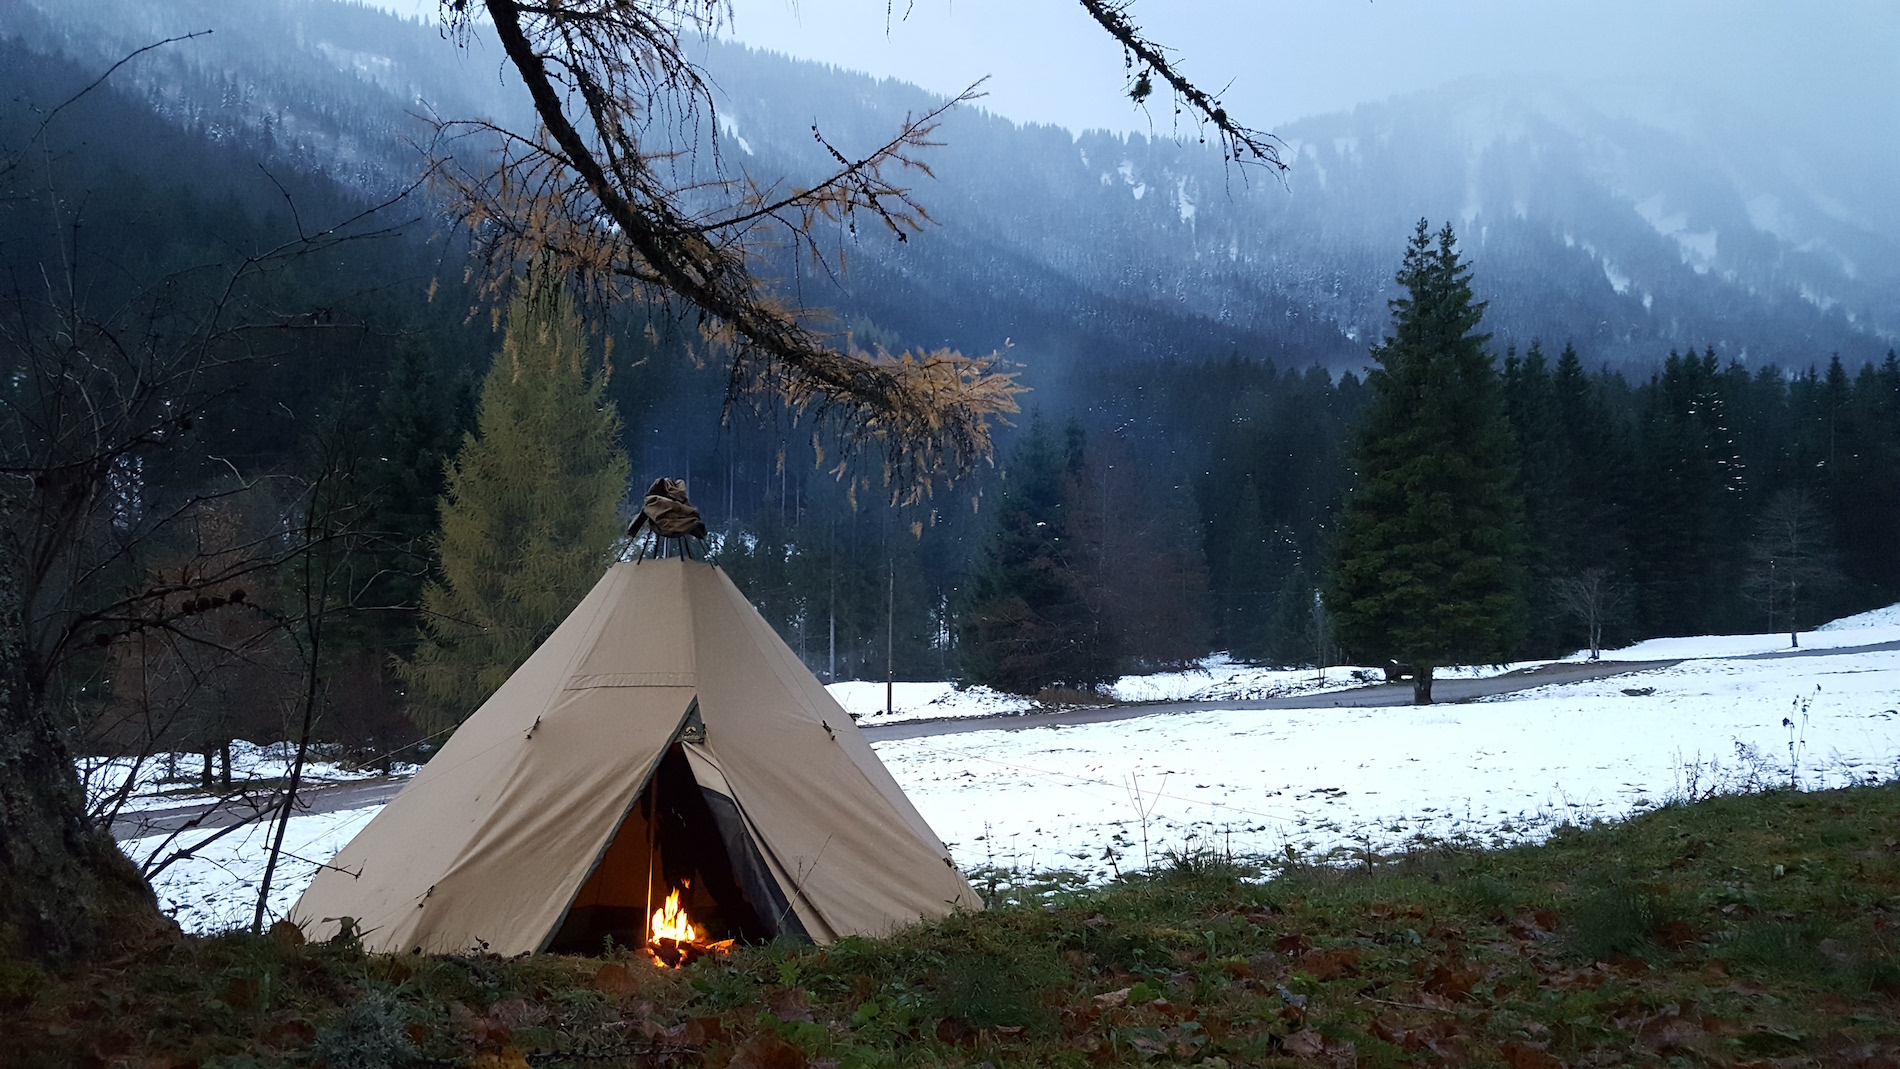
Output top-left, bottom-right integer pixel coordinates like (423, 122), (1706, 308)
(1219, 477), (1279, 660)
(958, 416), (1116, 694)
(1503, 343), (1567, 653)
(1327, 221), (1523, 703)
(397, 287), (631, 731)
(1629, 349), (1747, 636)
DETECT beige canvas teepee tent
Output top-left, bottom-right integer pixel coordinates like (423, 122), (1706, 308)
(292, 559), (978, 955)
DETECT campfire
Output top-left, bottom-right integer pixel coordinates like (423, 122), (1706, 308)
(646, 883), (734, 967)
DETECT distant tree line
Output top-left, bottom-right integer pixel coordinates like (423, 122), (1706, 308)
(951, 227), (1900, 694)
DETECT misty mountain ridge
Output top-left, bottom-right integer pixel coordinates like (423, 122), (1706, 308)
(7, 0), (1895, 373)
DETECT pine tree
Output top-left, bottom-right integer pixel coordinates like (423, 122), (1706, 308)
(1326, 221), (1523, 703)
(1065, 432), (1210, 671)
(1837, 352), (1900, 603)
(1219, 477), (1279, 660)
(397, 288), (631, 731)
(1503, 343), (1566, 652)
(1550, 343), (1625, 567)
(1629, 349), (1747, 636)
(958, 416), (1116, 694)
(362, 343), (471, 614)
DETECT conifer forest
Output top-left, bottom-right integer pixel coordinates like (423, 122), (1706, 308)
(2, 2), (1896, 764)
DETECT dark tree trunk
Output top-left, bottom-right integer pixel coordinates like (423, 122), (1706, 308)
(1412, 665), (1434, 706)
(220, 742), (232, 789)
(0, 535), (173, 965)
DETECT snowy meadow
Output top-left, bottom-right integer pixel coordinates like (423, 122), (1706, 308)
(117, 608), (1900, 934)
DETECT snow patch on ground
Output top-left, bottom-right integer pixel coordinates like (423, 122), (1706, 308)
(1107, 660), (1377, 703)
(1573, 614), (1900, 662)
(881, 648), (1900, 883)
(1819, 602), (1900, 632)
(130, 805), (381, 934)
(828, 656), (1534, 725)
(827, 681), (1036, 723)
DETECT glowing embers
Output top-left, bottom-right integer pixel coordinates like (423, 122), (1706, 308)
(646, 881), (734, 967)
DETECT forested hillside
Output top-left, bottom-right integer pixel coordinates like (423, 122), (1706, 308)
(3, 0), (1896, 761)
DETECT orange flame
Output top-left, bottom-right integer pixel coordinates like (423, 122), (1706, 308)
(650, 887), (697, 945)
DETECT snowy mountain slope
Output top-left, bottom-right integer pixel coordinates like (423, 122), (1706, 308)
(8, 0), (1896, 371)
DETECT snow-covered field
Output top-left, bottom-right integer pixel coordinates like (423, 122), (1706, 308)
(1560, 608), (1900, 663)
(98, 742), (414, 933)
(123, 806), (382, 934)
(121, 607), (1900, 933)
(884, 648), (1900, 882)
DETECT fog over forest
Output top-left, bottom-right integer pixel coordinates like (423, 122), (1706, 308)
(3, 0), (1896, 754)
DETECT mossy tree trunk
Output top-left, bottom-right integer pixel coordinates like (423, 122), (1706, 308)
(0, 531), (171, 966)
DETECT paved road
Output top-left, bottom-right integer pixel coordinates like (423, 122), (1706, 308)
(1744, 638), (1900, 660)
(111, 777), (406, 841)
(859, 657), (1684, 741)
(858, 638), (1900, 742)
(113, 638), (1900, 839)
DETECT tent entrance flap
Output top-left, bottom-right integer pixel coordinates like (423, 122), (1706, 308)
(546, 743), (791, 953)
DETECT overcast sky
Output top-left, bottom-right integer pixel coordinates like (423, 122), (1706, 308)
(377, 1), (1898, 147)
(732, 1), (1900, 141)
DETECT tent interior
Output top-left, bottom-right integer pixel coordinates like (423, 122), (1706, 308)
(545, 739), (805, 954)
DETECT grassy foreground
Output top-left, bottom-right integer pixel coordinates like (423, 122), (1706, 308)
(6, 784), (1899, 1069)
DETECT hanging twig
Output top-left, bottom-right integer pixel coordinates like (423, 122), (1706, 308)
(1072, 0), (1285, 172)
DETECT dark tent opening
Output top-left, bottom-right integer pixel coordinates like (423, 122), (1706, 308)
(546, 743), (803, 954)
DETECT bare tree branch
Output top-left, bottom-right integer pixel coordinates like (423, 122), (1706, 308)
(432, 0), (1026, 499)
(1072, 0), (1285, 171)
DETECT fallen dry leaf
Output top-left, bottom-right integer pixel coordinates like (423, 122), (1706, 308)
(729, 1033), (808, 1069)
(934, 1016), (977, 1046)
(656, 1017), (727, 1048)
(1656, 920), (1700, 949)
(1295, 948), (1361, 981)
(1284, 1029), (1327, 1057)
(262, 1017), (316, 1049)
(1501, 1039), (1564, 1069)
(486, 999), (549, 1030)
(1639, 1013), (1706, 1052)
(767, 987), (814, 1023)
(594, 963), (643, 997)
(450, 1002), (513, 1048)
(468, 1048), (532, 1069)
(1422, 962), (1480, 1002)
